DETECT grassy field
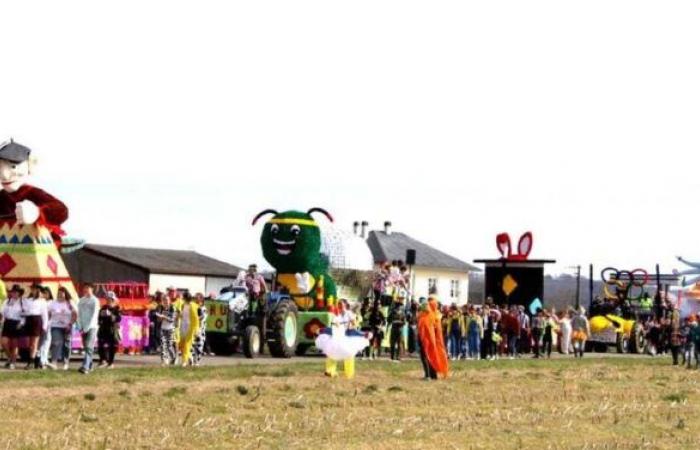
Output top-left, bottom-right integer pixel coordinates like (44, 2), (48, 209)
(0, 357), (698, 449)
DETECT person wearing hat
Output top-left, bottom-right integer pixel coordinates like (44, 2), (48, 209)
(244, 264), (268, 311)
(387, 291), (407, 362)
(97, 291), (122, 369)
(1, 284), (25, 369)
(0, 140), (68, 240)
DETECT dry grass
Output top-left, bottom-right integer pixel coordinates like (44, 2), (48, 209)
(0, 357), (698, 449)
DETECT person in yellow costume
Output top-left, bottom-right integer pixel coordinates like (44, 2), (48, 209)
(315, 299), (369, 379)
(177, 292), (200, 367)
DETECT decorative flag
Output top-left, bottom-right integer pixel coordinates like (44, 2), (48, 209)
(529, 298), (543, 315)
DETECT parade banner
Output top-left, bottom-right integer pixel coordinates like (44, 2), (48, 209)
(71, 315), (150, 351)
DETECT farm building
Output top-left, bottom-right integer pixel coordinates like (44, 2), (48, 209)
(365, 222), (478, 305)
(63, 244), (243, 295)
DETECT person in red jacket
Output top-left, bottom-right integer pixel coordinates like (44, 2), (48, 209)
(0, 140), (68, 241)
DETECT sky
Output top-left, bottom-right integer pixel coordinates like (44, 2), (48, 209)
(0, 1), (699, 276)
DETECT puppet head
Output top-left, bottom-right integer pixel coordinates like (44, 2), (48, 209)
(0, 140), (34, 193)
(252, 208), (333, 274)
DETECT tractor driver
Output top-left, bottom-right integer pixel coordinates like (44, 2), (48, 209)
(245, 264), (268, 315)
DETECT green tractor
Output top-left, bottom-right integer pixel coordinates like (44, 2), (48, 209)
(252, 208), (339, 355)
(205, 287), (298, 358)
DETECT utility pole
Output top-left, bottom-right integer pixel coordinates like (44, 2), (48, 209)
(575, 265), (581, 309)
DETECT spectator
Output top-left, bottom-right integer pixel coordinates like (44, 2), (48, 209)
(147, 292), (164, 355)
(156, 294), (178, 366)
(21, 283), (46, 370)
(466, 306), (483, 360)
(481, 306), (494, 360)
(367, 299), (385, 360)
(501, 307), (520, 360)
(408, 299), (420, 355)
(517, 305), (531, 356)
(388, 295), (407, 362)
(681, 316), (692, 367)
(559, 310), (572, 355)
(97, 292), (122, 369)
(688, 316), (700, 369)
(48, 286), (76, 370)
(531, 308), (545, 359)
(37, 287), (53, 369)
(77, 283), (100, 374)
(193, 292), (208, 366)
(1, 284), (25, 370)
(460, 304), (470, 359)
(571, 307), (590, 358)
(447, 304), (464, 360)
(669, 308), (682, 366)
(542, 309), (556, 359)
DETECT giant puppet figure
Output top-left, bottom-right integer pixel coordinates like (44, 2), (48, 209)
(252, 208), (338, 354)
(0, 140), (78, 299)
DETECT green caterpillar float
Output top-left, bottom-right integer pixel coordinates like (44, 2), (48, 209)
(252, 208), (338, 352)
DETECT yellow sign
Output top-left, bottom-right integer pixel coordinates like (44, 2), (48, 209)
(205, 301), (229, 333)
(502, 274), (518, 296)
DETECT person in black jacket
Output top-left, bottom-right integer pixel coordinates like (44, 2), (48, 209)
(388, 296), (407, 362)
(97, 292), (122, 368)
(367, 299), (386, 360)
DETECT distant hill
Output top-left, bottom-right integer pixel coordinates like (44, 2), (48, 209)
(469, 273), (604, 310)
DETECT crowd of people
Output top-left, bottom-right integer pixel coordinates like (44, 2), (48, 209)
(360, 262), (700, 367)
(0, 283), (210, 373)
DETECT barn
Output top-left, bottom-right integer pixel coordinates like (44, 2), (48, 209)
(63, 244), (243, 295)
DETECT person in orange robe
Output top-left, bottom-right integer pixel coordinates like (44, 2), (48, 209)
(418, 295), (449, 379)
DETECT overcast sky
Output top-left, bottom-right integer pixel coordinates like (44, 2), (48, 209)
(1, 1), (698, 276)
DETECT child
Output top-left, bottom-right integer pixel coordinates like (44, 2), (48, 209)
(688, 316), (700, 369)
(156, 295), (178, 366)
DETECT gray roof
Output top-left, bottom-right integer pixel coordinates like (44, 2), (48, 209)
(84, 244), (243, 278)
(366, 231), (478, 272)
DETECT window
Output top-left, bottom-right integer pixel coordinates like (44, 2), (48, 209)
(428, 278), (438, 294)
(450, 280), (460, 298)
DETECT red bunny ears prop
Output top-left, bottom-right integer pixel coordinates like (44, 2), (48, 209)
(496, 232), (533, 261)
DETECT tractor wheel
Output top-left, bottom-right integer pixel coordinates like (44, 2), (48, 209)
(268, 300), (298, 358)
(242, 325), (260, 359)
(295, 343), (311, 357)
(629, 323), (644, 354)
(616, 334), (629, 354)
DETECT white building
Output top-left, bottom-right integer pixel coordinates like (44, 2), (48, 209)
(365, 223), (478, 305)
(64, 244), (243, 295)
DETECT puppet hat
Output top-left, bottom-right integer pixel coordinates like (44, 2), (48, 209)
(0, 139), (31, 163)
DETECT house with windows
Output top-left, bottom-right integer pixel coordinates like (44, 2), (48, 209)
(365, 222), (478, 305)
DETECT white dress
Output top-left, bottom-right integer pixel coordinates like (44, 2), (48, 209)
(315, 312), (369, 361)
(560, 318), (572, 354)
